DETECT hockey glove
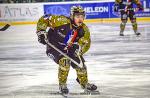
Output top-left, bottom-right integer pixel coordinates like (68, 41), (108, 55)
(36, 30), (47, 45)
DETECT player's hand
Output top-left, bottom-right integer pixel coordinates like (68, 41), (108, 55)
(63, 42), (73, 52)
(36, 30), (47, 45)
(64, 46), (69, 52)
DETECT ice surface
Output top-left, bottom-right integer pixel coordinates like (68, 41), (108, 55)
(0, 23), (150, 98)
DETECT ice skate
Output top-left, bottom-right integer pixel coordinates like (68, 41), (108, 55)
(135, 32), (141, 36)
(83, 83), (100, 95)
(120, 31), (124, 36)
(83, 83), (97, 91)
(59, 84), (69, 94)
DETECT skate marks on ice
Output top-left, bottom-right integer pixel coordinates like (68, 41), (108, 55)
(86, 23), (150, 98)
(0, 24), (150, 98)
(3, 84), (101, 98)
(1, 83), (150, 98)
(89, 24), (150, 45)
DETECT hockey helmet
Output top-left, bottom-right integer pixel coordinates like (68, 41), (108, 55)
(70, 6), (85, 19)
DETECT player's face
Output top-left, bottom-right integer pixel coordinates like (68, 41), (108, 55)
(74, 14), (84, 26)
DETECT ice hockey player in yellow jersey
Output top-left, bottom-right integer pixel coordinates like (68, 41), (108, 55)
(36, 6), (97, 94)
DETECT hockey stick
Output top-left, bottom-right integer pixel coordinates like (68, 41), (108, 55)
(44, 34), (83, 68)
(0, 24), (10, 31)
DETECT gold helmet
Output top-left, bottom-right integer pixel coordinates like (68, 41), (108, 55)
(70, 6), (85, 19)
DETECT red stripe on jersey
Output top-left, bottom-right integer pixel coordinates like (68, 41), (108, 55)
(71, 30), (78, 44)
(67, 30), (78, 48)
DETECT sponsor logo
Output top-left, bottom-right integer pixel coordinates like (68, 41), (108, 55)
(112, 5), (120, 17)
(0, 6), (39, 18)
(84, 6), (109, 13)
(44, 6), (69, 16)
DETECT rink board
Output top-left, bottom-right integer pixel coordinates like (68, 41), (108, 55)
(0, 17), (150, 26)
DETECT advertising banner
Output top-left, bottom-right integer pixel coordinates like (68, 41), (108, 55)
(44, 0), (150, 19)
(0, 0), (149, 24)
(44, 2), (110, 19)
(0, 4), (43, 22)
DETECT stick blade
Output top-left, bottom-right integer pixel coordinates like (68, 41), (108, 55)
(0, 24), (10, 31)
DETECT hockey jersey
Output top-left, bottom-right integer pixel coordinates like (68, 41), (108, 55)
(115, 0), (141, 10)
(36, 14), (91, 55)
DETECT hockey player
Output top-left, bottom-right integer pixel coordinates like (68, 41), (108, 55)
(36, 6), (97, 94)
(114, 0), (143, 36)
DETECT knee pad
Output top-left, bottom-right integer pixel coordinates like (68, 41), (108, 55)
(131, 22), (137, 31)
(120, 21), (126, 31)
(121, 21), (126, 26)
(59, 57), (71, 71)
(58, 57), (71, 85)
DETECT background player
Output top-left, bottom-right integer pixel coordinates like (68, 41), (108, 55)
(114, 0), (143, 36)
(36, 6), (97, 94)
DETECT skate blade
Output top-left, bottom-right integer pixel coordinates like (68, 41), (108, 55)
(59, 91), (68, 98)
(83, 89), (100, 95)
(50, 91), (100, 96)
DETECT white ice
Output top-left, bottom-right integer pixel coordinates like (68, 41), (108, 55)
(0, 22), (150, 98)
